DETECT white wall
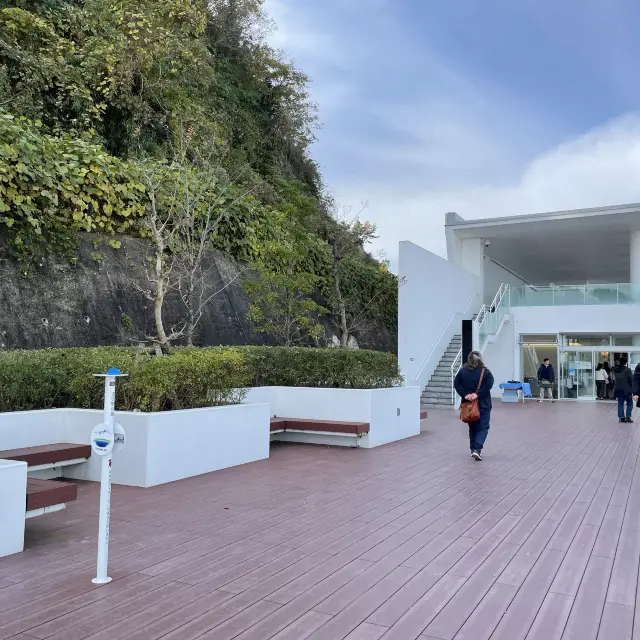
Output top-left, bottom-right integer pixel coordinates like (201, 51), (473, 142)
(512, 304), (640, 335)
(143, 404), (270, 486)
(0, 410), (66, 450)
(482, 316), (517, 397)
(483, 259), (529, 304)
(365, 386), (420, 448)
(244, 386), (421, 449)
(0, 405), (271, 488)
(63, 410), (150, 487)
(244, 387), (371, 421)
(0, 459), (27, 558)
(399, 241), (481, 389)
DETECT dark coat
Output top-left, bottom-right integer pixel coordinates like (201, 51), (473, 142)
(454, 366), (494, 412)
(537, 363), (555, 383)
(613, 364), (633, 395)
(633, 364), (640, 397)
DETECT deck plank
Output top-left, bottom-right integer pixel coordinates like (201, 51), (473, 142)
(0, 403), (637, 640)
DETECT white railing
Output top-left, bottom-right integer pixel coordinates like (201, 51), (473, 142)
(475, 283), (511, 353)
(451, 348), (462, 405)
(412, 292), (480, 388)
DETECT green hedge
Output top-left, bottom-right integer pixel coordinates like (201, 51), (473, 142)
(0, 346), (402, 413)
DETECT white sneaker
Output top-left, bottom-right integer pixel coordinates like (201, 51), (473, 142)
(472, 451), (482, 461)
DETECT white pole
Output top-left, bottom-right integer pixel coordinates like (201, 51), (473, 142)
(89, 367), (127, 585)
(92, 372), (116, 585)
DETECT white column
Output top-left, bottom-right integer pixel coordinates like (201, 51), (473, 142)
(631, 231), (640, 287)
(460, 238), (485, 299)
(631, 232), (640, 346)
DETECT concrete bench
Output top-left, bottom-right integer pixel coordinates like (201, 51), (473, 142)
(270, 417), (370, 447)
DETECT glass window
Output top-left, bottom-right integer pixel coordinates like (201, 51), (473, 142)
(613, 335), (635, 346)
(564, 335), (610, 347)
(519, 334), (558, 344)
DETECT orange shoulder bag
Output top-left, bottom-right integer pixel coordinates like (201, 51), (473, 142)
(460, 367), (485, 424)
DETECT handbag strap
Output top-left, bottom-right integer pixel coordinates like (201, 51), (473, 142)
(475, 368), (485, 392)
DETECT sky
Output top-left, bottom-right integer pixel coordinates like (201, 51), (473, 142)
(264, 0), (640, 268)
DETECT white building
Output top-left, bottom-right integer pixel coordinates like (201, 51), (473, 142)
(399, 203), (640, 408)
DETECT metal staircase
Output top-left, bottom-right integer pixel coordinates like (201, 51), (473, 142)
(420, 334), (462, 410)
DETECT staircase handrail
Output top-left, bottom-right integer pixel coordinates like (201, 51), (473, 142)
(451, 348), (462, 405)
(413, 292), (480, 387)
(475, 283), (511, 352)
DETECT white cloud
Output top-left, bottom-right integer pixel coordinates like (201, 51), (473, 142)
(262, 0), (640, 273)
(335, 113), (640, 267)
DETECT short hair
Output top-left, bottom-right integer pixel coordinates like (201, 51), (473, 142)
(466, 351), (485, 370)
(543, 358), (550, 363)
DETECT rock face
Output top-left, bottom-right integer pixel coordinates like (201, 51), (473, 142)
(0, 234), (397, 352)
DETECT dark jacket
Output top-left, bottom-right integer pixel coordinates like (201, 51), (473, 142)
(613, 364), (633, 395)
(634, 364), (640, 396)
(537, 364), (555, 383)
(454, 366), (494, 412)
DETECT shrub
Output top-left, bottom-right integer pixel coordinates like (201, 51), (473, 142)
(0, 346), (402, 413)
(240, 346), (402, 389)
(0, 347), (249, 412)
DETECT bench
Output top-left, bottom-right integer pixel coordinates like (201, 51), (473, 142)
(0, 443), (91, 472)
(270, 417), (370, 447)
(25, 478), (78, 519)
(0, 443), (89, 518)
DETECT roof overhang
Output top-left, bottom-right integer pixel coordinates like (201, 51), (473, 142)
(446, 203), (640, 285)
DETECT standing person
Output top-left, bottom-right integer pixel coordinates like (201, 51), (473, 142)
(633, 362), (640, 412)
(603, 361), (613, 399)
(537, 358), (555, 403)
(454, 351), (494, 461)
(613, 357), (633, 423)
(596, 363), (608, 400)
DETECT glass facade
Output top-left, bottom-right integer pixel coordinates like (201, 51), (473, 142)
(511, 283), (640, 307)
(520, 334), (640, 401)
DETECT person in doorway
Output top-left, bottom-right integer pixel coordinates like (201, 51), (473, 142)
(537, 358), (555, 403)
(596, 363), (608, 400)
(603, 361), (613, 399)
(633, 362), (640, 412)
(454, 351), (494, 461)
(613, 357), (634, 423)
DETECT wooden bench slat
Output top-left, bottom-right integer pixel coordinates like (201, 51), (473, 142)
(0, 443), (91, 468)
(270, 417), (370, 435)
(26, 478), (77, 511)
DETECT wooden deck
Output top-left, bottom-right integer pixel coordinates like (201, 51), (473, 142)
(0, 401), (639, 639)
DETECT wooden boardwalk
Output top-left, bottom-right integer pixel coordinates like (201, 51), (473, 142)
(0, 402), (639, 639)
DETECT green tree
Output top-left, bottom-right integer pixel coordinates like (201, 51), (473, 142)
(244, 244), (327, 347)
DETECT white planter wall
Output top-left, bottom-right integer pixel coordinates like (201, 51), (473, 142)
(244, 386), (421, 448)
(0, 459), (27, 558)
(0, 404), (271, 488)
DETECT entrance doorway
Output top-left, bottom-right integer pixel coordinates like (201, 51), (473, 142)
(560, 351), (596, 400)
(559, 348), (640, 401)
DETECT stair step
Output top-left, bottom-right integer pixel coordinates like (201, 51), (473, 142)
(422, 393), (450, 400)
(421, 403), (454, 410)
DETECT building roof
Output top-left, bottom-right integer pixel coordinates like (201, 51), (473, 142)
(446, 203), (640, 284)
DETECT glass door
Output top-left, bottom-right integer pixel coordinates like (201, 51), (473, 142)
(574, 351), (596, 400)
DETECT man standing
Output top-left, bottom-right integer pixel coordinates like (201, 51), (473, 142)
(613, 357), (634, 423)
(537, 358), (555, 403)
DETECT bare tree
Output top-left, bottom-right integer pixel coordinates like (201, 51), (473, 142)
(133, 162), (253, 353)
(323, 203), (384, 348)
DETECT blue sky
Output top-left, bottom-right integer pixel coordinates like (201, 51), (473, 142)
(265, 0), (640, 265)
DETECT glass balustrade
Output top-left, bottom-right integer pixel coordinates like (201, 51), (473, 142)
(510, 283), (640, 307)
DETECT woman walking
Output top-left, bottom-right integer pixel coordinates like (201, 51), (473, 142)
(454, 351), (495, 461)
(596, 363), (608, 400)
